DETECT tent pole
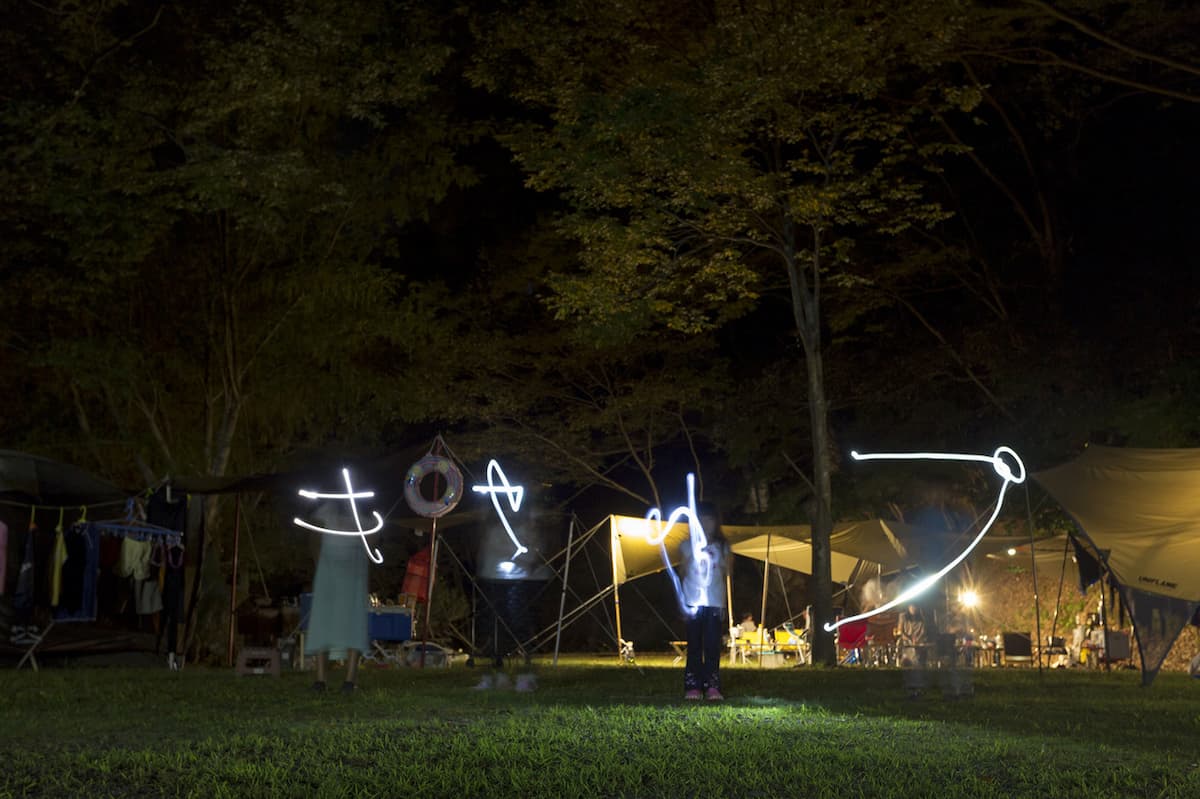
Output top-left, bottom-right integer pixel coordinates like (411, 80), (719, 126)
(1049, 536), (1071, 641)
(610, 517), (624, 660)
(227, 496), (241, 668)
(725, 574), (734, 631)
(1025, 486), (1043, 675)
(553, 516), (577, 666)
(759, 529), (771, 667)
(1100, 568), (1112, 673)
(419, 516), (439, 669)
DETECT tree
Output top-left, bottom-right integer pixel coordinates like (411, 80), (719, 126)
(472, 0), (970, 663)
(0, 0), (473, 657)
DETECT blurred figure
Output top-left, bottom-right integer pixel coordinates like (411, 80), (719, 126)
(304, 501), (369, 694)
(680, 503), (732, 702)
(897, 602), (930, 699)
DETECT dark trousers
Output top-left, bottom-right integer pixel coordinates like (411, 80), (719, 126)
(684, 606), (724, 691)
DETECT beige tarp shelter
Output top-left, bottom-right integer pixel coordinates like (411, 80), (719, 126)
(609, 516), (914, 586)
(608, 515), (928, 646)
(1035, 446), (1200, 684)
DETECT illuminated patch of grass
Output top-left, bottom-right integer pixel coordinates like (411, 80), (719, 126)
(1, 660), (1198, 797)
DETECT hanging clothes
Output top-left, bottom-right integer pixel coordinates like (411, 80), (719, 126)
(13, 525), (36, 613)
(55, 524), (100, 622)
(50, 526), (68, 607)
(116, 537), (154, 581)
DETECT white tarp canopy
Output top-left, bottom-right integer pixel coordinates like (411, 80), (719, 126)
(1034, 445), (1200, 685)
(608, 516), (915, 586)
(1035, 446), (1200, 603)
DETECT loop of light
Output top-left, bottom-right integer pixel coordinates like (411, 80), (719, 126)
(645, 473), (710, 614)
(293, 468), (385, 564)
(824, 446), (1025, 633)
(472, 459), (528, 563)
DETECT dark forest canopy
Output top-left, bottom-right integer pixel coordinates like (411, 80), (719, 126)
(1, 0), (1198, 654)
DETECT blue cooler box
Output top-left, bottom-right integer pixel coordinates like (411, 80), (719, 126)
(368, 608), (413, 642)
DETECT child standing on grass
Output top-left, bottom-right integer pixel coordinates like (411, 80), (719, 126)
(680, 502), (732, 701)
(304, 500), (369, 695)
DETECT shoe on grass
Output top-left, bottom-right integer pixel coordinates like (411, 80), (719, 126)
(705, 687), (724, 701)
(684, 689), (703, 701)
(311, 681), (327, 693)
(341, 681), (356, 695)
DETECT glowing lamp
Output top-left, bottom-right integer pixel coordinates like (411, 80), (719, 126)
(959, 589), (980, 609)
(1007, 548), (1017, 557)
(826, 446), (1026, 633)
(293, 468), (385, 564)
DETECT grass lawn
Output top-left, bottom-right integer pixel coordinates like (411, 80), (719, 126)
(2, 654), (1198, 798)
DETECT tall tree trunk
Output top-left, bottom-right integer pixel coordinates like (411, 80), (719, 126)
(783, 216), (835, 666)
(805, 348), (835, 666)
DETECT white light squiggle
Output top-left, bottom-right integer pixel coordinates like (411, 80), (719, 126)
(645, 473), (711, 614)
(472, 459), (528, 562)
(824, 446), (1026, 633)
(293, 468), (385, 564)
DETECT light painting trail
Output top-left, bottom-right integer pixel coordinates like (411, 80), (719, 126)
(824, 446), (1026, 633)
(645, 473), (710, 614)
(293, 468), (385, 564)
(472, 459), (528, 565)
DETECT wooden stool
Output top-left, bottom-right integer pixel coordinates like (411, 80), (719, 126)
(236, 646), (281, 677)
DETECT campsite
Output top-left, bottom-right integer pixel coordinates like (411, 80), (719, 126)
(4, 1), (1200, 797)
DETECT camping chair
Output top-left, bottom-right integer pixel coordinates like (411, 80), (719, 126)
(837, 620), (870, 665)
(773, 628), (804, 662)
(1043, 635), (1070, 668)
(1096, 630), (1132, 666)
(1001, 631), (1033, 667)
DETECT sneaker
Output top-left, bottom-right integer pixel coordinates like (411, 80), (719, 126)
(684, 689), (703, 701)
(311, 681), (327, 693)
(473, 674), (495, 691)
(515, 673), (537, 693)
(705, 687), (724, 702)
(341, 681), (356, 695)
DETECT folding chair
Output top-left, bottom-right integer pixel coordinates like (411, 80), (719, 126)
(837, 620), (870, 665)
(1001, 631), (1033, 667)
(16, 620), (55, 672)
(1043, 635), (1069, 668)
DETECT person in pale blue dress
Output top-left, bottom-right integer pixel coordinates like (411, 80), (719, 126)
(304, 500), (369, 693)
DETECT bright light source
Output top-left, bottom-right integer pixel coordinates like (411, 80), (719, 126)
(1007, 548), (1017, 556)
(826, 446), (1026, 633)
(960, 590), (980, 609)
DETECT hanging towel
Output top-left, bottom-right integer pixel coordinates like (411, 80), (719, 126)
(50, 528), (68, 606)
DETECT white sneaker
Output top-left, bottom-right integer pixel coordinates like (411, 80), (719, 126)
(472, 674), (494, 691)
(515, 674), (537, 693)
